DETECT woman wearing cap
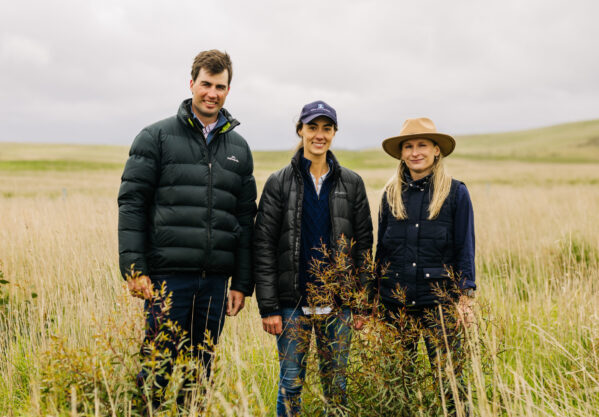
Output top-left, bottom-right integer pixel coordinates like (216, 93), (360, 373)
(376, 117), (475, 412)
(254, 100), (373, 416)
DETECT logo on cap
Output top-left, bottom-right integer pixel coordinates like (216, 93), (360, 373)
(299, 100), (338, 126)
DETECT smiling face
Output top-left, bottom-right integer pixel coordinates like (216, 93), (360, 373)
(400, 138), (441, 180)
(298, 116), (336, 160)
(189, 68), (230, 125)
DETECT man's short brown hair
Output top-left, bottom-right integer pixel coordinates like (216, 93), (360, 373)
(191, 50), (233, 85)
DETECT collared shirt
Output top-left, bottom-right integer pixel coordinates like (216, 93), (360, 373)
(309, 166), (330, 196)
(298, 154), (335, 307)
(202, 120), (218, 138)
(191, 110), (226, 144)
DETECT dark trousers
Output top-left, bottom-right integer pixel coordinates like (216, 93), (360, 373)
(384, 303), (466, 416)
(138, 274), (228, 401)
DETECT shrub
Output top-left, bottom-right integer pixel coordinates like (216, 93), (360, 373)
(39, 271), (213, 416)
(294, 239), (486, 416)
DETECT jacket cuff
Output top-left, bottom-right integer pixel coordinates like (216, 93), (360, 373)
(261, 310), (282, 318)
(119, 262), (148, 281)
(230, 275), (254, 296)
(230, 284), (253, 297)
(458, 279), (476, 291)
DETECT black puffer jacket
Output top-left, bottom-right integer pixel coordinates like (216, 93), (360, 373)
(254, 149), (373, 316)
(118, 99), (257, 295)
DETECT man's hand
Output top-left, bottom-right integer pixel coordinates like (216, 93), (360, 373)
(352, 315), (367, 331)
(262, 315), (283, 335)
(457, 294), (475, 328)
(127, 275), (153, 300)
(226, 290), (245, 316)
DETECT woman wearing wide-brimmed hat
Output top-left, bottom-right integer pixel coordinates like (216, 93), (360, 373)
(376, 117), (475, 414)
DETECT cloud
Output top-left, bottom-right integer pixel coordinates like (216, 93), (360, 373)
(1, 0), (598, 148)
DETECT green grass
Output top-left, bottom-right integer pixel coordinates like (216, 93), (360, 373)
(454, 119), (599, 162)
(1, 117), (597, 173)
(452, 153), (599, 164)
(2, 127), (599, 415)
(0, 142), (128, 172)
(0, 160), (124, 172)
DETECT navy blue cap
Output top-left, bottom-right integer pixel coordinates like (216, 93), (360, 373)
(299, 100), (338, 126)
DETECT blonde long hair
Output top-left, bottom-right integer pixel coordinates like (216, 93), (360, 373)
(383, 155), (452, 220)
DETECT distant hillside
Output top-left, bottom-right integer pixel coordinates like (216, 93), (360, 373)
(453, 119), (599, 163)
(2, 119), (598, 173)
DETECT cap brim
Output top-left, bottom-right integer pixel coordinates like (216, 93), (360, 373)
(301, 113), (337, 126)
(382, 133), (456, 159)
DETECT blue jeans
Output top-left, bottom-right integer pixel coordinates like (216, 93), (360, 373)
(138, 274), (228, 397)
(276, 308), (352, 417)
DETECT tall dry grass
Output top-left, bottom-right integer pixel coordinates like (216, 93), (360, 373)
(0, 146), (598, 415)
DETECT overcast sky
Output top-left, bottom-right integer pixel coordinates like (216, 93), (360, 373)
(1, 0), (598, 150)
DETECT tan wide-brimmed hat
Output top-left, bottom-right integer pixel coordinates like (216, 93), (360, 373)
(382, 117), (455, 159)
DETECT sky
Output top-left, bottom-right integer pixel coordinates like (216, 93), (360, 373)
(1, 0), (598, 150)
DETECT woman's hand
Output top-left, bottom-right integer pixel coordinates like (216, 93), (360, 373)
(352, 315), (367, 331)
(262, 315), (283, 335)
(457, 295), (475, 328)
(127, 275), (153, 300)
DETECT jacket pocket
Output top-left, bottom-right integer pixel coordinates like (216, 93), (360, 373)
(422, 267), (450, 280)
(383, 222), (407, 240)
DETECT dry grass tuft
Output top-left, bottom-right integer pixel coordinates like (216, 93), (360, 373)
(1, 143), (598, 415)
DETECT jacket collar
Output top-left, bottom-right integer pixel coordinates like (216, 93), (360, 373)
(177, 98), (240, 134)
(404, 171), (432, 192)
(291, 148), (340, 181)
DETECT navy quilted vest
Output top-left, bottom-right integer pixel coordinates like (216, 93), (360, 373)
(379, 176), (462, 306)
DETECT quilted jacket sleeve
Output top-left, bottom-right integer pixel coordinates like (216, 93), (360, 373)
(351, 175), (374, 307)
(231, 145), (258, 296)
(253, 173), (284, 315)
(353, 175), (373, 269)
(117, 128), (160, 279)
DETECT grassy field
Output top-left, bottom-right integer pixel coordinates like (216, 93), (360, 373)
(1, 119), (599, 416)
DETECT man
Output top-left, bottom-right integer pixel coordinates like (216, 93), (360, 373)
(118, 50), (256, 401)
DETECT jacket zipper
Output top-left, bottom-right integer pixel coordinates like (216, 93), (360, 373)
(329, 181), (336, 250)
(188, 110), (239, 275)
(203, 128), (213, 267)
(206, 160), (213, 261)
(293, 168), (303, 296)
(328, 166), (341, 252)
